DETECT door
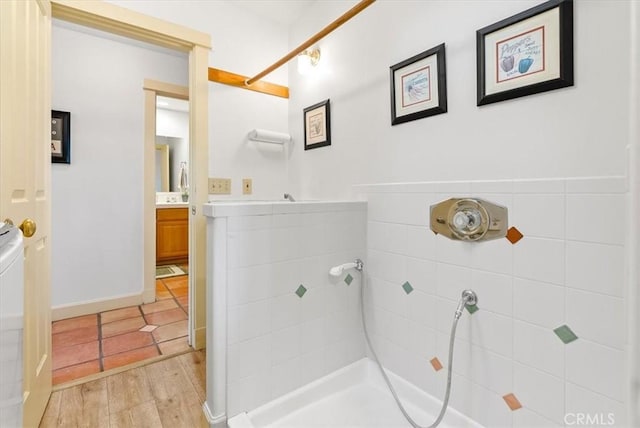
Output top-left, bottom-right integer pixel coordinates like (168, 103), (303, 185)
(0, 0), (52, 426)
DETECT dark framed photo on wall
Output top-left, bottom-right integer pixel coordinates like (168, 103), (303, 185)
(303, 99), (331, 150)
(390, 43), (447, 125)
(51, 110), (70, 163)
(476, 0), (574, 106)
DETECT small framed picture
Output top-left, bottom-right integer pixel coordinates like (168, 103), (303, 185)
(303, 99), (331, 150)
(476, 0), (573, 106)
(51, 110), (70, 164)
(390, 43), (447, 126)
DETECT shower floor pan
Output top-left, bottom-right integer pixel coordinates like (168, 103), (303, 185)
(228, 358), (483, 428)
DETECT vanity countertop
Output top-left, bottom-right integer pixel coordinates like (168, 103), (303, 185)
(156, 202), (189, 209)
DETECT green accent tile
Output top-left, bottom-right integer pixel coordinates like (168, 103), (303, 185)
(344, 273), (353, 285)
(402, 281), (413, 294)
(465, 304), (479, 314)
(295, 284), (307, 298)
(554, 324), (578, 344)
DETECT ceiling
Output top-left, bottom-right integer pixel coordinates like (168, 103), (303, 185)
(157, 96), (189, 113)
(230, 0), (317, 26)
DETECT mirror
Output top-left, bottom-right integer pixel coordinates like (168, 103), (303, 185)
(155, 136), (188, 192)
(155, 144), (170, 192)
(156, 95), (189, 193)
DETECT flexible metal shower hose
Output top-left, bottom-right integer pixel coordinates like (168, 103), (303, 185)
(359, 270), (465, 428)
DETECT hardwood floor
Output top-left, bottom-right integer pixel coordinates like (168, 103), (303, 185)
(40, 350), (207, 428)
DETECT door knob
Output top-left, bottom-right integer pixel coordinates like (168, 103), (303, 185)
(4, 218), (37, 238)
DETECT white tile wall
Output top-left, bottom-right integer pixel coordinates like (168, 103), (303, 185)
(360, 177), (627, 427)
(210, 178), (627, 425)
(514, 363), (565, 425)
(208, 201), (367, 418)
(566, 241), (625, 297)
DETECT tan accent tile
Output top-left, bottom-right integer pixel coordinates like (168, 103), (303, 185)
(152, 320), (188, 343)
(144, 308), (187, 326)
(506, 226), (524, 244)
(169, 285), (188, 298)
(139, 325), (158, 333)
(503, 393), (522, 411)
(102, 316), (146, 339)
(141, 299), (178, 315)
(103, 346), (160, 371)
(52, 325), (98, 349)
(52, 360), (101, 385)
(101, 306), (142, 324)
(158, 337), (192, 356)
(155, 280), (172, 300)
(430, 357), (443, 371)
(162, 276), (188, 290)
(52, 314), (97, 334)
(176, 296), (188, 311)
(52, 341), (99, 370)
(102, 331), (155, 357)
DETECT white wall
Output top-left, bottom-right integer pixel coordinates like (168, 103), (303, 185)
(51, 22), (188, 307)
(107, 0), (291, 200)
(287, 0), (632, 199)
(157, 108), (188, 139)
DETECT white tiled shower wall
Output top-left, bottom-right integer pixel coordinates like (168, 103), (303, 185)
(208, 202), (367, 417)
(357, 177), (627, 427)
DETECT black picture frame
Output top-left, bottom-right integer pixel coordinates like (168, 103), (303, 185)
(476, 0), (573, 106)
(390, 43), (447, 126)
(303, 99), (331, 150)
(51, 110), (70, 164)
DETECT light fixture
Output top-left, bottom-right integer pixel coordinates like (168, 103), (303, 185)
(297, 47), (321, 75)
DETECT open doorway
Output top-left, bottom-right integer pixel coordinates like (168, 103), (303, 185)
(48, 2), (209, 386)
(154, 93), (191, 352)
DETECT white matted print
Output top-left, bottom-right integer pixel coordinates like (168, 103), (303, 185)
(303, 99), (331, 150)
(390, 44), (447, 125)
(477, 0), (573, 106)
(486, 8), (559, 95)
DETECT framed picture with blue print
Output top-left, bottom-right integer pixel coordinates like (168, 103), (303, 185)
(476, 0), (574, 106)
(390, 43), (448, 126)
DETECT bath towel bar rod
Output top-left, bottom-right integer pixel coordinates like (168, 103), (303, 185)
(244, 0), (376, 86)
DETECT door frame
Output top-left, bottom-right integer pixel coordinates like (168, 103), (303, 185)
(143, 79), (189, 306)
(51, 0), (210, 349)
(143, 80), (195, 345)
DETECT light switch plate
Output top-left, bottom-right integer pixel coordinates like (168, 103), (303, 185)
(242, 178), (252, 195)
(209, 178), (231, 194)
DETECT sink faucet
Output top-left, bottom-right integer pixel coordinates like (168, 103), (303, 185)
(283, 193), (296, 202)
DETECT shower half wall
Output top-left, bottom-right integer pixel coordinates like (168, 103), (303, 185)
(204, 201), (367, 424)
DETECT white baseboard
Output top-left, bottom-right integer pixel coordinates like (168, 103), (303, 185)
(202, 402), (226, 428)
(52, 293), (143, 321)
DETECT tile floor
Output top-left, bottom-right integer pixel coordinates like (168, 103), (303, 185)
(51, 272), (190, 385)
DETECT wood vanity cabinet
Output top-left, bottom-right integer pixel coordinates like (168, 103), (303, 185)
(156, 208), (188, 264)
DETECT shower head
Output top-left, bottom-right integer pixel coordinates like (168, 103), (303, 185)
(328, 259), (364, 277)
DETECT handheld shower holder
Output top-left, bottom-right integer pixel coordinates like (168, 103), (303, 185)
(329, 259), (364, 277)
(455, 289), (478, 319)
